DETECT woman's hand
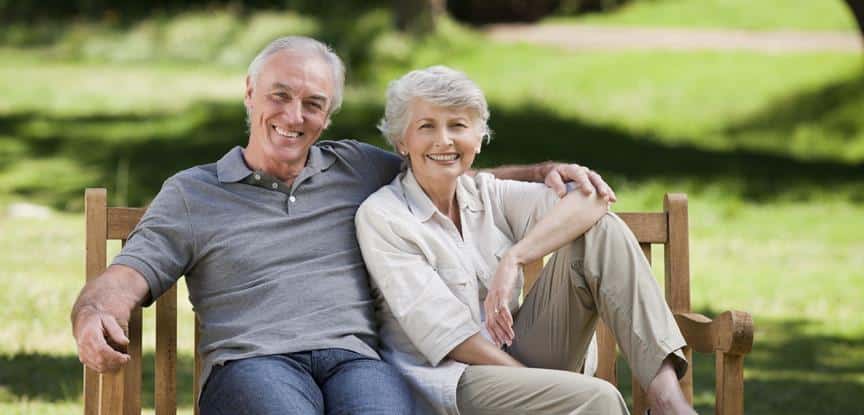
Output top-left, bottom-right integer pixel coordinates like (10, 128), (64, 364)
(484, 252), (520, 347)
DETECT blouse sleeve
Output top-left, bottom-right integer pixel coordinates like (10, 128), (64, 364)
(485, 175), (562, 242)
(355, 202), (481, 366)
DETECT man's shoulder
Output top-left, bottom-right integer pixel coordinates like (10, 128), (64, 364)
(317, 139), (392, 159)
(161, 162), (219, 195)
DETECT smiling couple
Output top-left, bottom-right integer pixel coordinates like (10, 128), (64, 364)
(72, 36), (694, 415)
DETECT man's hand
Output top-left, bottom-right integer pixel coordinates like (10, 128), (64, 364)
(544, 163), (617, 202)
(73, 307), (131, 372)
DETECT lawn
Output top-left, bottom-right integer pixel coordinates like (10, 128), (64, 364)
(548, 0), (860, 32)
(1, 7), (863, 414)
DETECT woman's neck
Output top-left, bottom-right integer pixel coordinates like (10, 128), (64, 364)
(413, 171), (460, 224)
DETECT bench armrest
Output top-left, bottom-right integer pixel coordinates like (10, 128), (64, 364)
(674, 310), (754, 356)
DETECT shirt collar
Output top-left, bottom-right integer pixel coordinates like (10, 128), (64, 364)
(401, 169), (483, 222)
(216, 146), (253, 183)
(305, 143), (337, 173)
(216, 144), (337, 183)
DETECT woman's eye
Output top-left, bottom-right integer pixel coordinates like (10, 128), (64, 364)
(419, 124), (432, 129)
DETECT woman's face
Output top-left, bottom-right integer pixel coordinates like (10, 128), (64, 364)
(398, 98), (483, 184)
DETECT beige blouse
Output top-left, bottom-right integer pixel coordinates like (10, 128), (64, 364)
(355, 170), (559, 415)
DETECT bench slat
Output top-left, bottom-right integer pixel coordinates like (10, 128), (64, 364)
(84, 189), (107, 415)
(107, 208), (146, 240)
(156, 285), (178, 415)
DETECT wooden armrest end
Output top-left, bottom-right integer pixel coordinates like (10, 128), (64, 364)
(675, 311), (754, 356)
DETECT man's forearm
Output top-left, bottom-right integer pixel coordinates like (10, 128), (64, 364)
(71, 265), (150, 335)
(472, 161), (556, 182)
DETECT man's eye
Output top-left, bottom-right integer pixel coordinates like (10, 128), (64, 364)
(452, 123), (468, 129)
(419, 124), (432, 129)
(273, 93), (289, 100)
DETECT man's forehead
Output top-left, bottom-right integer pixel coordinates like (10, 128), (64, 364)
(259, 52), (332, 82)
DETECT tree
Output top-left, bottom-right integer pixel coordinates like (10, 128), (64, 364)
(394, 0), (446, 34)
(846, 0), (864, 41)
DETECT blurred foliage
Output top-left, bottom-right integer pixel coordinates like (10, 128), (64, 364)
(0, 0), (388, 23)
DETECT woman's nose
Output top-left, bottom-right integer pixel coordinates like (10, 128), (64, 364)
(433, 130), (454, 147)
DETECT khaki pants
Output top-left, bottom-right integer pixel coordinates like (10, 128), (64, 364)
(457, 213), (687, 415)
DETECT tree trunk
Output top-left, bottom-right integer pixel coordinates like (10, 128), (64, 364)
(846, 0), (864, 40)
(394, 0), (446, 35)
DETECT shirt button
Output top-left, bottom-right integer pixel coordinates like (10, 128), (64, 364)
(271, 183), (278, 189)
(253, 174), (261, 181)
(289, 196), (296, 203)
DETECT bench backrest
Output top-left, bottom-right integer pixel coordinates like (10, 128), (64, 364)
(84, 188), (692, 415)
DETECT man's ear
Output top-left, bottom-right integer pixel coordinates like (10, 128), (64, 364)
(323, 116), (331, 130)
(244, 75), (254, 109)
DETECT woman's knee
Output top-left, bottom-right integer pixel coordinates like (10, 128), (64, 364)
(580, 378), (628, 414)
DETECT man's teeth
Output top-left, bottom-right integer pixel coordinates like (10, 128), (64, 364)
(427, 154), (459, 161)
(274, 126), (301, 138)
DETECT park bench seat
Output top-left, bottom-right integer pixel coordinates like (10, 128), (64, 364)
(82, 188), (754, 415)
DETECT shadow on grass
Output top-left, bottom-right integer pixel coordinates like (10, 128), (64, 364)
(722, 71), (864, 163)
(613, 312), (864, 414)
(0, 351), (197, 408)
(1, 98), (863, 210)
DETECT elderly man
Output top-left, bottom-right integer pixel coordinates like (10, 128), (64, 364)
(71, 36), (616, 414)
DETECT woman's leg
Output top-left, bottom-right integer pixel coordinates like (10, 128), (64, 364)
(510, 212), (688, 393)
(457, 365), (628, 415)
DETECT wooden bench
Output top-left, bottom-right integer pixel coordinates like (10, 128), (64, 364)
(83, 188), (754, 415)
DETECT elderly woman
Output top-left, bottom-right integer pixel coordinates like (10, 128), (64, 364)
(355, 66), (694, 415)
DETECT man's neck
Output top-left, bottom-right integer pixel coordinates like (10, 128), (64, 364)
(242, 147), (306, 186)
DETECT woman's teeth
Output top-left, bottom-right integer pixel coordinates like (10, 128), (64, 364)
(427, 154), (459, 161)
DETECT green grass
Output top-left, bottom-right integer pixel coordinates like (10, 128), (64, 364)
(548, 0), (860, 32)
(2, 188), (862, 414)
(1, 9), (863, 414)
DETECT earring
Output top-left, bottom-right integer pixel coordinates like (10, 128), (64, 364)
(400, 151), (407, 156)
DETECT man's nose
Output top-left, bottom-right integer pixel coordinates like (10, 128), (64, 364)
(283, 100), (303, 125)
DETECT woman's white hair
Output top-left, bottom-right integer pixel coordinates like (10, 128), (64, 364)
(378, 65), (491, 151)
(247, 36), (346, 116)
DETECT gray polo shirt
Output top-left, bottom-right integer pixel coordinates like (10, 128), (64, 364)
(112, 140), (402, 394)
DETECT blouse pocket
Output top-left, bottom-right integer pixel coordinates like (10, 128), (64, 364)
(437, 267), (481, 323)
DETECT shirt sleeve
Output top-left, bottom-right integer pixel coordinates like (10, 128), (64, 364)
(487, 175), (561, 242)
(356, 141), (403, 187)
(356, 202), (480, 366)
(112, 178), (195, 307)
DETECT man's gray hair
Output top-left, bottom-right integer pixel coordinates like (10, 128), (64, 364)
(378, 65), (491, 151)
(247, 36), (346, 116)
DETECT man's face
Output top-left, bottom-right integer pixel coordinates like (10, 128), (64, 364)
(244, 51), (334, 169)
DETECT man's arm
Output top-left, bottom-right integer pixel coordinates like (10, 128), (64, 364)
(71, 264), (150, 372)
(471, 161), (617, 202)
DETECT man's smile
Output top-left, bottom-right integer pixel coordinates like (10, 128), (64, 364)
(273, 125), (303, 138)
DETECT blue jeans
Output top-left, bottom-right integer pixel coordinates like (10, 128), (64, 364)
(199, 349), (414, 415)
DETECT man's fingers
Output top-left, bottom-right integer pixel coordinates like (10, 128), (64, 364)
(80, 336), (130, 372)
(588, 170), (617, 202)
(101, 315), (129, 348)
(545, 169), (567, 197)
